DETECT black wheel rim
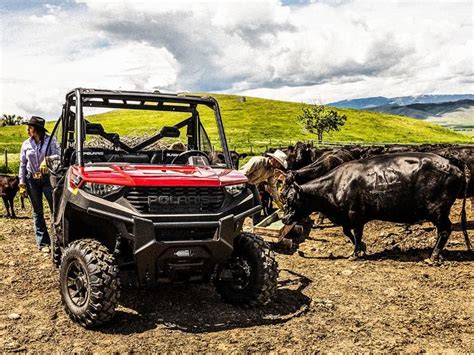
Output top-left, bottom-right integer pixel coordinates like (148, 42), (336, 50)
(65, 260), (89, 307)
(229, 257), (252, 290)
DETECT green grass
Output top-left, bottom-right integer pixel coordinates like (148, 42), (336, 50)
(1, 94), (472, 163)
(0, 122), (56, 154)
(0, 153), (20, 174)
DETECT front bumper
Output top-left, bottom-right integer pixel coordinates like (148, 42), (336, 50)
(86, 204), (261, 284)
(72, 186), (261, 285)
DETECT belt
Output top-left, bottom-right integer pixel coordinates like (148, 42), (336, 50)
(27, 172), (48, 180)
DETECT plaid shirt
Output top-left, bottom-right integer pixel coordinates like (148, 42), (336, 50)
(239, 156), (280, 202)
(19, 135), (59, 184)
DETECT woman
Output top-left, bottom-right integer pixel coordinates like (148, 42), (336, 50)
(18, 116), (59, 252)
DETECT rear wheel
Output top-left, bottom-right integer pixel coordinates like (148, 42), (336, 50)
(215, 233), (278, 306)
(59, 239), (120, 327)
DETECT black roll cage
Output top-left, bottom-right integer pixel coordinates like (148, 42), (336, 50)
(50, 88), (233, 168)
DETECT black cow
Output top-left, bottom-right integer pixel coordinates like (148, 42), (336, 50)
(285, 148), (357, 187)
(293, 142), (313, 170)
(282, 153), (467, 261)
(285, 145), (296, 170)
(208, 151), (248, 169)
(289, 142), (332, 170)
(283, 148), (359, 227)
(0, 175), (22, 218)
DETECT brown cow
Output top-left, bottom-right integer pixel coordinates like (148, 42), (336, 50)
(0, 175), (22, 218)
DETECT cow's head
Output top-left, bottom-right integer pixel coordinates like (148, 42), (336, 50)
(285, 145), (296, 170)
(348, 146), (364, 159)
(281, 183), (305, 225)
(281, 170), (295, 198)
(208, 151), (247, 169)
(294, 142), (311, 170)
(230, 151), (247, 169)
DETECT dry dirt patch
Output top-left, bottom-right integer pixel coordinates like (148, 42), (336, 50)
(0, 201), (472, 352)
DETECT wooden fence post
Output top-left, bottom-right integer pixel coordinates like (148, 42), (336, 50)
(4, 150), (8, 171)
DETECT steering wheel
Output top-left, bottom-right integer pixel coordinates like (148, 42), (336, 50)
(170, 150), (210, 165)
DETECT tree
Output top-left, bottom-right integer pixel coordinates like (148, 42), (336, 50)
(297, 103), (347, 143)
(1, 114), (24, 126)
(15, 115), (24, 125)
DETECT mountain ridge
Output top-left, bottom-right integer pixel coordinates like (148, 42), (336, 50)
(329, 94), (474, 109)
(366, 99), (474, 119)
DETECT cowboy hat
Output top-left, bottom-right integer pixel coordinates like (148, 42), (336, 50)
(266, 149), (288, 169)
(24, 116), (48, 132)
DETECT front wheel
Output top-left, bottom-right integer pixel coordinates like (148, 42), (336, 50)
(215, 233), (278, 306)
(59, 239), (120, 327)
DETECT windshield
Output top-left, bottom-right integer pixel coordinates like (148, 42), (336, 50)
(83, 110), (193, 152)
(58, 91), (230, 168)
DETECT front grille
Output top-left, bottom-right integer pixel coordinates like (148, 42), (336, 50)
(155, 227), (217, 241)
(125, 187), (226, 214)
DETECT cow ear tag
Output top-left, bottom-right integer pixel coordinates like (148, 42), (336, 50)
(72, 187), (79, 195)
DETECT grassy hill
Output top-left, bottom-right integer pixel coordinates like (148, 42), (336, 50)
(1, 94), (472, 166)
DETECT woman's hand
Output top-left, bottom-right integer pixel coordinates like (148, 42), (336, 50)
(19, 184), (28, 198)
(39, 159), (49, 174)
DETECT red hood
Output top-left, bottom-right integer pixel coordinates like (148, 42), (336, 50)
(72, 164), (248, 187)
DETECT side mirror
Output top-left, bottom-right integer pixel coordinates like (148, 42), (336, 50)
(160, 126), (180, 138)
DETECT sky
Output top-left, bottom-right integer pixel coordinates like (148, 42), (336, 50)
(0, 0), (472, 119)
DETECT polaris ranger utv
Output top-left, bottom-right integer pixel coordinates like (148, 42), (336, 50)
(46, 88), (278, 327)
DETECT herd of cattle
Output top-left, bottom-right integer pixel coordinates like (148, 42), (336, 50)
(1, 142), (473, 262)
(273, 142), (473, 261)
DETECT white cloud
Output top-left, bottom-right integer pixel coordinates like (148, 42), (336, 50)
(0, 6), (178, 118)
(0, 0), (472, 118)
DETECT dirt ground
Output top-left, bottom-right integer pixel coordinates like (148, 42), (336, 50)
(0, 200), (473, 352)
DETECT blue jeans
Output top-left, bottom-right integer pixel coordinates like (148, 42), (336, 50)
(26, 175), (53, 248)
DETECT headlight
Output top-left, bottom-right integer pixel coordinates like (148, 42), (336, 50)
(82, 183), (123, 196)
(224, 183), (246, 197)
